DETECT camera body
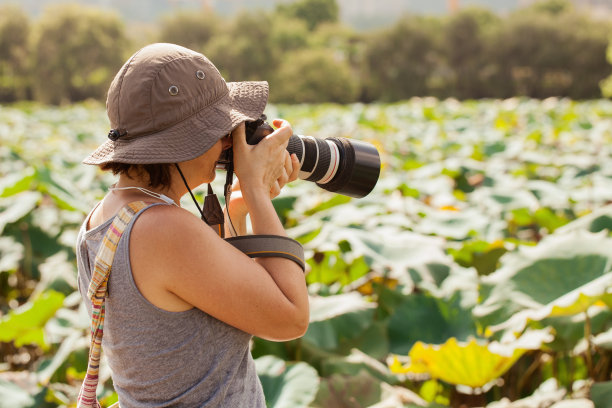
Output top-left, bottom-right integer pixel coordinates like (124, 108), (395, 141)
(218, 116), (381, 198)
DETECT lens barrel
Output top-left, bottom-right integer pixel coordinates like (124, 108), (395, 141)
(243, 119), (381, 198)
(286, 134), (380, 198)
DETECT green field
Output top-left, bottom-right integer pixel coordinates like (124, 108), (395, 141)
(1, 99), (612, 407)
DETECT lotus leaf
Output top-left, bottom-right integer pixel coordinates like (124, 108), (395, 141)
(485, 378), (566, 408)
(311, 369), (399, 408)
(0, 379), (34, 408)
(388, 292), (477, 354)
(0, 290), (65, 348)
(414, 208), (491, 240)
(474, 231), (612, 333)
(0, 236), (24, 273)
(590, 381), (612, 408)
(555, 204), (612, 234)
(0, 191), (41, 234)
(320, 348), (398, 385)
(255, 355), (319, 408)
(304, 293), (377, 354)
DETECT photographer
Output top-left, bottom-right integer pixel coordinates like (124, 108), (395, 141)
(75, 43), (309, 407)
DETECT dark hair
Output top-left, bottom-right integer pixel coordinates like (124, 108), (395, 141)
(100, 163), (172, 189)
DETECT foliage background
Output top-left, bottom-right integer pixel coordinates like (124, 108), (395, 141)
(2, 98), (612, 406)
(1, 0), (612, 104)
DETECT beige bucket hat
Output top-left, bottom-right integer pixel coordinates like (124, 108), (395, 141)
(83, 43), (269, 165)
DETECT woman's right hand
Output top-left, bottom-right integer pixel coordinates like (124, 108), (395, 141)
(232, 119), (293, 200)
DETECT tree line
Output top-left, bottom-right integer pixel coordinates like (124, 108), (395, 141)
(1, 0), (612, 105)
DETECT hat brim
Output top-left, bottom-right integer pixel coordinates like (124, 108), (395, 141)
(83, 81), (269, 165)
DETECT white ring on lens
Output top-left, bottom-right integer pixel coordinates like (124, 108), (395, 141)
(317, 140), (340, 184)
(297, 136), (306, 168)
(298, 136), (319, 180)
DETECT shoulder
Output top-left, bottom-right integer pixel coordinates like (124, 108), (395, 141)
(131, 204), (218, 248)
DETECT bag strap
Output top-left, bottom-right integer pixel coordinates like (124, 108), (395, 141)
(77, 201), (148, 408)
(78, 201), (304, 407)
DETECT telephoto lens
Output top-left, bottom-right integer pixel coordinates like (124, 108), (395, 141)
(244, 116), (381, 198)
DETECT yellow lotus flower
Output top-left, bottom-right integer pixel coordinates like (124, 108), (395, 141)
(390, 330), (552, 389)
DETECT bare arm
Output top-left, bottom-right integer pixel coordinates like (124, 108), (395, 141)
(130, 121), (309, 341)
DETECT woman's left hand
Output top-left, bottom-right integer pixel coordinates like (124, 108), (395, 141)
(268, 150), (300, 199)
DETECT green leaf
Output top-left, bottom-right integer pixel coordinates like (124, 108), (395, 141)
(303, 293), (376, 353)
(0, 168), (35, 198)
(320, 348), (398, 385)
(540, 307), (612, 352)
(0, 290), (66, 348)
(414, 208), (491, 240)
(272, 195), (298, 225)
(591, 381), (612, 408)
(556, 204), (612, 234)
(34, 167), (89, 212)
(312, 370), (383, 408)
(0, 379), (34, 408)
(447, 239), (508, 276)
(255, 356), (319, 408)
(0, 236), (24, 273)
(475, 231), (612, 334)
(388, 292), (478, 354)
(0, 191), (40, 234)
(36, 331), (83, 385)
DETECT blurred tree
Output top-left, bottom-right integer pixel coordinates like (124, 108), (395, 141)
(276, 0), (339, 31)
(270, 16), (309, 52)
(443, 7), (501, 99)
(561, 13), (610, 99)
(308, 22), (362, 65)
(205, 11), (278, 82)
(492, 9), (610, 99)
(527, 0), (573, 15)
(270, 48), (358, 104)
(601, 40), (612, 98)
(31, 4), (128, 104)
(157, 9), (219, 52)
(0, 5), (31, 102)
(361, 16), (441, 101)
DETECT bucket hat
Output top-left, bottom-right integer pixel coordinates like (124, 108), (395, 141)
(83, 43), (268, 165)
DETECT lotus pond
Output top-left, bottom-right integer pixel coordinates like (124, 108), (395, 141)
(1, 98), (612, 407)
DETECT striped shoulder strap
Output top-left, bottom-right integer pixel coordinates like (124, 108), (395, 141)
(78, 201), (148, 408)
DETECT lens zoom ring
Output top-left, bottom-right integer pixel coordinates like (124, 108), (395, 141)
(306, 138), (331, 182)
(300, 137), (318, 173)
(287, 135), (303, 162)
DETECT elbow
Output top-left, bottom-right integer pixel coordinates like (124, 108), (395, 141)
(292, 311), (310, 339)
(263, 304), (310, 342)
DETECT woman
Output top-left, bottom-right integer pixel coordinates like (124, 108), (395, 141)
(76, 43), (309, 407)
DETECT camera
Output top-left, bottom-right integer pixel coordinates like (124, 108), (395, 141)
(217, 116), (381, 198)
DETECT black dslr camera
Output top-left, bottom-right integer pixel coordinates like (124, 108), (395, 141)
(217, 115), (380, 198)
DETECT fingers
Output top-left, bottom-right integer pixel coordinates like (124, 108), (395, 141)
(288, 153), (300, 182)
(270, 180), (281, 198)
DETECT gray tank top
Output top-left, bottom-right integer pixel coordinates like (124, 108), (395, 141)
(76, 203), (265, 407)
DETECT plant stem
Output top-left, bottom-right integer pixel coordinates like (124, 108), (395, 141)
(517, 352), (541, 394)
(584, 311), (594, 379)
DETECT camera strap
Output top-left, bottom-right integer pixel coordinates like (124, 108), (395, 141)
(175, 163), (305, 271)
(225, 235), (305, 271)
